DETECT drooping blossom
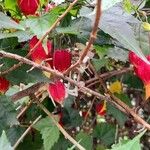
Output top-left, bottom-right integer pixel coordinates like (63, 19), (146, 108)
(53, 50), (71, 72)
(17, 0), (39, 15)
(0, 77), (10, 94)
(29, 36), (52, 64)
(96, 102), (106, 116)
(129, 51), (150, 99)
(48, 80), (66, 104)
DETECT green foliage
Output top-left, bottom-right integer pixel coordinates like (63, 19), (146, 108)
(4, 0), (20, 16)
(110, 130), (146, 150)
(34, 117), (60, 150)
(0, 131), (13, 150)
(81, 3), (149, 64)
(93, 123), (116, 146)
(76, 132), (93, 150)
(0, 12), (24, 30)
(63, 96), (82, 127)
(0, 0), (149, 149)
(6, 126), (25, 146)
(0, 96), (18, 133)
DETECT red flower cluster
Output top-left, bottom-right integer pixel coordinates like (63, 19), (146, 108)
(29, 36), (71, 103)
(129, 51), (150, 99)
(17, 0), (39, 15)
(0, 77), (10, 94)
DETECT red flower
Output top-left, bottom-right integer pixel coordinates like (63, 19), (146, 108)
(129, 51), (150, 99)
(29, 36), (52, 64)
(53, 50), (71, 72)
(17, 0), (39, 15)
(0, 77), (10, 94)
(48, 80), (66, 104)
(128, 51), (143, 67)
(96, 102), (106, 116)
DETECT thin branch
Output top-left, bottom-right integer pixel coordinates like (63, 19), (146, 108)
(0, 0), (78, 76)
(85, 67), (133, 85)
(1, 50), (150, 130)
(64, 0), (102, 74)
(35, 99), (86, 150)
(11, 82), (45, 101)
(13, 115), (42, 149)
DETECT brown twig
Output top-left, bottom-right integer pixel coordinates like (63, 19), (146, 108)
(0, 0), (78, 76)
(85, 67), (133, 85)
(13, 115), (42, 149)
(11, 82), (45, 101)
(64, 0), (102, 74)
(1, 50), (150, 130)
(35, 99), (86, 150)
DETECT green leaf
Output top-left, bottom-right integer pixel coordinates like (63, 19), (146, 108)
(76, 132), (92, 150)
(82, 4), (150, 64)
(0, 96), (18, 133)
(110, 130), (146, 150)
(123, 0), (133, 13)
(63, 96), (82, 127)
(23, 7), (63, 38)
(6, 126), (25, 146)
(34, 117), (60, 150)
(107, 47), (128, 62)
(0, 131), (13, 150)
(52, 135), (71, 150)
(93, 123), (116, 146)
(4, 0), (19, 16)
(107, 103), (127, 127)
(0, 30), (33, 42)
(102, 0), (123, 11)
(92, 58), (108, 71)
(17, 132), (43, 150)
(0, 12), (24, 30)
(107, 93), (131, 126)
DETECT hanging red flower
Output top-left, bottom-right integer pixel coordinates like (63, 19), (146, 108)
(17, 0), (39, 15)
(29, 36), (52, 64)
(129, 51), (150, 99)
(48, 80), (66, 104)
(0, 77), (10, 94)
(53, 50), (71, 72)
(96, 102), (106, 116)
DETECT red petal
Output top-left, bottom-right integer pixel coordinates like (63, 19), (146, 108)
(48, 80), (66, 104)
(128, 51), (143, 67)
(129, 51), (150, 84)
(53, 50), (71, 72)
(17, 0), (39, 15)
(0, 77), (10, 94)
(29, 36), (52, 64)
(96, 103), (106, 116)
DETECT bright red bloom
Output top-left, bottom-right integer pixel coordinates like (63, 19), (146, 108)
(129, 51), (150, 99)
(17, 0), (39, 15)
(48, 80), (66, 104)
(53, 50), (71, 72)
(129, 51), (150, 84)
(0, 77), (10, 94)
(128, 51), (143, 67)
(29, 36), (52, 64)
(96, 102), (106, 116)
